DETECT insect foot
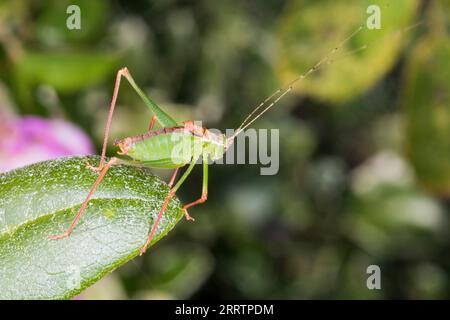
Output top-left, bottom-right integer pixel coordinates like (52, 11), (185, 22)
(139, 245), (149, 256)
(183, 209), (195, 222)
(48, 233), (69, 240)
(85, 161), (103, 173)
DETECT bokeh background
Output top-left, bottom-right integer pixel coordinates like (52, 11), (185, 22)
(1, 0), (449, 299)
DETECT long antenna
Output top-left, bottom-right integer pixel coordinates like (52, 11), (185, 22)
(226, 25), (364, 145)
(226, 19), (425, 147)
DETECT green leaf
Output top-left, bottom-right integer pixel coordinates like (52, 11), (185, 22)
(0, 156), (183, 300)
(403, 35), (450, 194)
(12, 50), (120, 112)
(15, 51), (120, 93)
(276, 0), (418, 102)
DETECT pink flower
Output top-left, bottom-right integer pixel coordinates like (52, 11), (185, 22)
(0, 116), (95, 173)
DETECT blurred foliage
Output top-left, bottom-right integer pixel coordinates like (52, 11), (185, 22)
(0, 0), (449, 299)
(277, 0), (418, 102)
(403, 35), (450, 194)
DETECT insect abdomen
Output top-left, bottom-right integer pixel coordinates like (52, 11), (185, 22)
(126, 132), (202, 168)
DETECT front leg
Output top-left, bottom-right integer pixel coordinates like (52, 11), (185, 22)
(168, 167), (180, 188)
(181, 156), (209, 221)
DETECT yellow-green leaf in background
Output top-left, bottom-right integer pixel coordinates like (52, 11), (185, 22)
(276, 0), (418, 102)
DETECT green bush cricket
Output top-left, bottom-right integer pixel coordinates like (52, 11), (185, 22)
(48, 26), (365, 255)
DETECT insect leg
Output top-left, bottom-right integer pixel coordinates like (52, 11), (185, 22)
(88, 67), (178, 172)
(168, 167), (180, 188)
(48, 157), (120, 240)
(87, 68), (130, 172)
(140, 157), (198, 255)
(148, 115), (156, 130)
(182, 153), (209, 221)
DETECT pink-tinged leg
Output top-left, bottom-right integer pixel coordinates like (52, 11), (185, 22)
(140, 191), (175, 256)
(168, 168), (180, 188)
(87, 68), (129, 172)
(148, 115), (156, 131)
(49, 157), (119, 240)
(181, 191), (207, 221)
(181, 156), (209, 221)
(139, 168), (180, 253)
(140, 158), (198, 255)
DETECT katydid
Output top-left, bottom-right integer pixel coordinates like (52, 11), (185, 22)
(48, 26), (364, 255)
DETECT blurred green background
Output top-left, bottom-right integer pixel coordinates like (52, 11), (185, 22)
(0, 0), (449, 299)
